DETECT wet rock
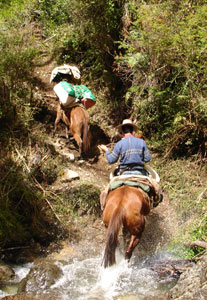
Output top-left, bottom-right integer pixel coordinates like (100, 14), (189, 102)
(168, 253), (207, 299)
(2, 295), (37, 300)
(49, 242), (78, 261)
(18, 259), (63, 294)
(0, 262), (15, 283)
(145, 294), (168, 300)
(115, 295), (142, 300)
(115, 292), (168, 300)
(150, 259), (195, 280)
(2, 291), (61, 299)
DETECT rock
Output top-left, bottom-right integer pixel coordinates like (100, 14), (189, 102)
(2, 295), (37, 300)
(18, 259), (63, 293)
(65, 153), (75, 161)
(78, 160), (84, 164)
(168, 253), (207, 299)
(59, 168), (79, 182)
(49, 243), (77, 261)
(1, 292), (61, 299)
(0, 262), (15, 283)
(115, 295), (142, 300)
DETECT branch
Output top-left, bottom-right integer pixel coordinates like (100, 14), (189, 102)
(32, 176), (62, 224)
(185, 240), (207, 249)
(196, 188), (207, 204)
(0, 246), (30, 252)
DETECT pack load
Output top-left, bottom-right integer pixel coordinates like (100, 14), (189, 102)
(60, 82), (75, 97)
(50, 64), (81, 83)
(59, 82), (96, 101)
(73, 85), (96, 101)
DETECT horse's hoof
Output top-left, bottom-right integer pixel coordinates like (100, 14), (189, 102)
(125, 251), (131, 261)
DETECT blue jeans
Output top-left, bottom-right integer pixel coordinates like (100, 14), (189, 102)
(121, 169), (149, 176)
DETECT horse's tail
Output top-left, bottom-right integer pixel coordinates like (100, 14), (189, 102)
(103, 206), (124, 268)
(82, 117), (91, 153)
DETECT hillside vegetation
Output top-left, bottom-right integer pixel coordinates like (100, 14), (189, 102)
(0, 0), (207, 259)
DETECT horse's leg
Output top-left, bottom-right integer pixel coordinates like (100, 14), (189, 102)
(125, 235), (140, 261)
(63, 109), (71, 140)
(65, 126), (70, 140)
(73, 133), (83, 159)
(52, 113), (61, 138)
(122, 227), (131, 252)
(125, 217), (145, 260)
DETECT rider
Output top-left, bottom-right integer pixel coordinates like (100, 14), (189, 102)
(50, 65), (96, 109)
(99, 119), (151, 176)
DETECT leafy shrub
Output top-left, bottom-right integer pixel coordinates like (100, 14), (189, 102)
(69, 182), (101, 215)
(33, 0), (71, 31)
(114, 2), (207, 156)
(0, 24), (39, 127)
(0, 155), (57, 248)
(0, 203), (28, 247)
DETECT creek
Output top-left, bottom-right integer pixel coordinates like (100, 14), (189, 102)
(0, 246), (179, 300)
(53, 251), (176, 300)
(0, 191), (183, 300)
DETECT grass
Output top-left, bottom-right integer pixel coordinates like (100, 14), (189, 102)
(152, 155), (207, 258)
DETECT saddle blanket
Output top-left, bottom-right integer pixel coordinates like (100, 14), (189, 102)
(100, 175), (161, 210)
(110, 180), (150, 193)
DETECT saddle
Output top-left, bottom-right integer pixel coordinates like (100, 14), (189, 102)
(100, 166), (162, 210)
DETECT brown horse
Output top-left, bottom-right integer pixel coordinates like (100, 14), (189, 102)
(102, 185), (150, 268)
(52, 103), (91, 159)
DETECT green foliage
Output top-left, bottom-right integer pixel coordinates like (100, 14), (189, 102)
(168, 218), (207, 259)
(2, 0), (207, 157)
(0, 155), (53, 247)
(191, 218), (207, 242)
(34, 0), (125, 89)
(113, 2), (207, 156)
(0, 0), (34, 25)
(168, 241), (195, 260)
(155, 156), (207, 258)
(0, 23), (40, 127)
(0, 203), (27, 247)
(33, 0), (71, 30)
(69, 182), (101, 215)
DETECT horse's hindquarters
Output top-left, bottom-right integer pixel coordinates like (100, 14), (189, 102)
(102, 186), (150, 267)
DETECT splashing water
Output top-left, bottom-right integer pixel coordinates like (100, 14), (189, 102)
(0, 248), (176, 300)
(0, 262), (33, 298)
(52, 248), (170, 300)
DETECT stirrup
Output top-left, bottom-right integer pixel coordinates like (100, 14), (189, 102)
(153, 194), (163, 208)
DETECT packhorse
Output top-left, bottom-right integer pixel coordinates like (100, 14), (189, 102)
(102, 185), (150, 268)
(52, 103), (91, 159)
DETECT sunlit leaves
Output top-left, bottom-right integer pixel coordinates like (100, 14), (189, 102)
(114, 2), (207, 156)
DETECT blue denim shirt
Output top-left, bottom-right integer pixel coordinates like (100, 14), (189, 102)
(106, 135), (151, 170)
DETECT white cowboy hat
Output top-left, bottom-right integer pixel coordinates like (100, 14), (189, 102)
(117, 119), (138, 132)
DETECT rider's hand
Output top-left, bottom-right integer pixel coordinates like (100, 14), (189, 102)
(99, 145), (108, 152)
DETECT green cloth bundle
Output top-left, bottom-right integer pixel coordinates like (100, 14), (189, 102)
(60, 81), (96, 101)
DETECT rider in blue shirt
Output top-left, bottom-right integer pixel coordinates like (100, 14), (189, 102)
(99, 119), (151, 176)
